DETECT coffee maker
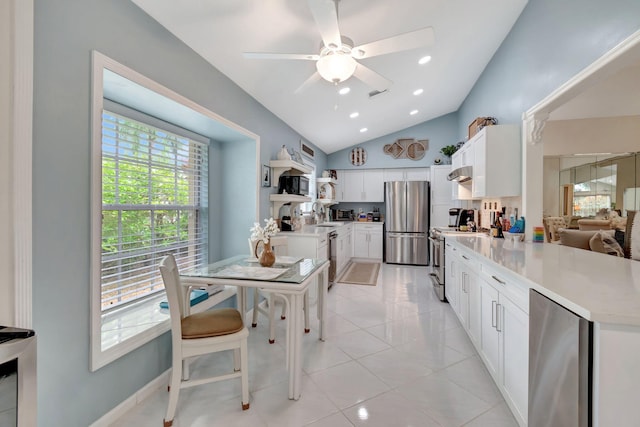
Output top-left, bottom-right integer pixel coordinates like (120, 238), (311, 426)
(448, 208), (462, 227)
(457, 209), (477, 229)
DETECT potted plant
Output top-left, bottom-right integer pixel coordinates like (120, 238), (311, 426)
(440, 144), (458, 159)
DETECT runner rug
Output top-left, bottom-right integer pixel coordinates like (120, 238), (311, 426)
(336, 262), (380, 286)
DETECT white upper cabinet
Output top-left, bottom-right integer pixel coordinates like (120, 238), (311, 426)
(383, 168), (429, 182)
(341, 169), (384, 202)
(471, 125), (521, 198)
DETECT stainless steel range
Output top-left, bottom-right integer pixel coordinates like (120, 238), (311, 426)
(429, 227), (481, 302)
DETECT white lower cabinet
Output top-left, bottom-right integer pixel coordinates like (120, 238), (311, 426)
(353, 223), (383, 260)
(445, 243), (458, 312)
(449, 241), (528, 427)
(336, 224), (352, 277)
(478, 268), (528, 427)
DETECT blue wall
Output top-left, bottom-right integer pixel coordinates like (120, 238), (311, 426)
(32, 0), (325, 425)
(457, 0), (640, 137)
(327, 112), (459, 169)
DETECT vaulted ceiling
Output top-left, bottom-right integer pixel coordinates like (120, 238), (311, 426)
(132, 0), (528, 154)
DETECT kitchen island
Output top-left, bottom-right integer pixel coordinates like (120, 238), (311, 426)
(446, 234), (640, 426)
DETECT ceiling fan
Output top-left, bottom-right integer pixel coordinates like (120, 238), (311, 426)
(243, 0), (435, 93)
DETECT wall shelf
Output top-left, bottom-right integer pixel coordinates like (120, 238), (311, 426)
(269, 194), (311, 218)
(269, 160), (312, 187)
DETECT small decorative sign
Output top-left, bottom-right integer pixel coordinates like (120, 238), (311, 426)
(350, 147), (367, 166)
(383, 138), (428, 160)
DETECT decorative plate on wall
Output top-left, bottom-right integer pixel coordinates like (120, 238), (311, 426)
(350, 147), (367, 166)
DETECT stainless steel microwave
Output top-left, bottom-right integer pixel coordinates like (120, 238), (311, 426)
(278, 175), (309, 196)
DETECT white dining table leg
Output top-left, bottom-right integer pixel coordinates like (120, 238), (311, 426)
(237, 287), (247, 322)
(317, 269), (328, 341)
(287, 292), (304, 400)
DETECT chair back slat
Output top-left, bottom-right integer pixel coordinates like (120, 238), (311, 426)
(159, 254), (186, 338)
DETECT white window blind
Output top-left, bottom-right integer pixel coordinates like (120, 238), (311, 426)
(101, 109), (208, 312)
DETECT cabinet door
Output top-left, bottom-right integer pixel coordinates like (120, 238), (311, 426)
(480, 278), (501, 380)
(467, 269), (481, 346)
(383, 169), (405, 182)
(342, 170), (362, 201)
(500, 295), (528, 425)
(445, 244), (458, 312)
(430, 165), (452, 205)
(405, 168), (429, 181)
(334, 170), (344, 201)
(458, 268), (469, 326)
(363, 170), (384, 202)
(354, 229), (368, 258)
(472, 133), (487, 198)
(368, 229), (383, 260)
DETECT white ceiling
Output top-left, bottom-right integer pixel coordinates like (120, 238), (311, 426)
(131, 0), (528, 154)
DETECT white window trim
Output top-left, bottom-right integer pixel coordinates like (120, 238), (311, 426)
(90, 51), (260, 371)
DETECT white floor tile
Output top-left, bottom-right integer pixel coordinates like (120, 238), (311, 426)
(396, 372), (493, 426)
(342, 390), (441, 426)
(110, 263), (518, 427)
(464, 401), (519, 427)
(304, 411), (355, 427)
(309, 361), (390, 410)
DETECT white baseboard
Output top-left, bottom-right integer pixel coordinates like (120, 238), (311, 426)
(90, 369), (170, 427)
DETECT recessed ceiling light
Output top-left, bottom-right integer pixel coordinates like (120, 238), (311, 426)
(410, 110), (419, 115)
(413, 88), (424, 96)
(360, 127), (368, 133)
(418, 55), (432, 65)
(349, 112), (359, 119)
(338, 87), (351, 95)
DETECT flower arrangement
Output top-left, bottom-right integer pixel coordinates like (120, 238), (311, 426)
(250, 217), (280, 244)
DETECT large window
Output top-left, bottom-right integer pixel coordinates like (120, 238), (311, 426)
(100, 107), (208, 312)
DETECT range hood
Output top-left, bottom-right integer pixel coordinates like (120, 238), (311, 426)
(447, 166), (473, 182)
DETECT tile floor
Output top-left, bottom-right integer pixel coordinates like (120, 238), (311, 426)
(111, 263), (518, 427)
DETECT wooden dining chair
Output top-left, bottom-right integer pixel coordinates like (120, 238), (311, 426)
(159, 254), (249, 427)
(250, 236), (310, 343)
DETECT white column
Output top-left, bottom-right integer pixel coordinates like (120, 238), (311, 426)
(522, 113), (547, 241)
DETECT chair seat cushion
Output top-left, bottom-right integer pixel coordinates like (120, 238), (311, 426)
(181, 308), (244, 339)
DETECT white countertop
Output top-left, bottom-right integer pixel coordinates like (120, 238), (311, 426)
(449, 235), (640, 326)
(281, 221), (383, 237)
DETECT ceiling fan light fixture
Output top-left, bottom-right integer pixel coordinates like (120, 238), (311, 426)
(316, 52), (357, 84)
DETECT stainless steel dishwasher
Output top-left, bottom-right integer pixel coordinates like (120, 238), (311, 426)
(529, 289), (592, 426)
(328, 231), (337, 289)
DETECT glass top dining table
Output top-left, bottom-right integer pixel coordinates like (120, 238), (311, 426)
(179, 254), (330, 400)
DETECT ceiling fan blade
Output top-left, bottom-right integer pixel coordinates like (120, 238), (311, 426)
(307, 0), (342, 49)
(352, 27), (435, 59)
(294, 72), (322, 94)
(353, 64), (392, 92)
(243, 52), (319, 61)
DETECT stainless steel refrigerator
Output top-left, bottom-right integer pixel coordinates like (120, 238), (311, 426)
(529, 289), (592, 426)
(385, 181), (429, 265)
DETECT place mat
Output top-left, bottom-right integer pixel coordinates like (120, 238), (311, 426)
(246, 255), (302, 265)
(212, 265), (288, 280)
(336, 262), (380, 286)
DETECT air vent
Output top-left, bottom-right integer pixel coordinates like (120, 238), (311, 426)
(300, 140), (315, 159)
(369, 89), (388, 98)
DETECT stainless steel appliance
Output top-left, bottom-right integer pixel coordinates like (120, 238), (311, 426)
(332, 209), (354, 221)
(277, 175), (309, 196)
(456, 209), (477, 228)
(0, 326), (37, 427)
(529, 289), (592, 426)
(328, 231), (337, 289)
(429, 226), (482, 302)
(448, 208), (462, 227)
(385, 181), (429, 265)
(429, 228), (446, 300)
